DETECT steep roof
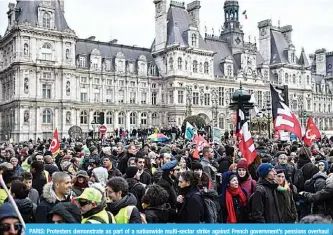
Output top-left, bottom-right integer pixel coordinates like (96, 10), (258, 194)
(76, 40), (155, 65)
(166, 4), (209, 50)
(270, 30), (289, 64)
(298, 48), (310, 67)
(15, 0), (69, 31)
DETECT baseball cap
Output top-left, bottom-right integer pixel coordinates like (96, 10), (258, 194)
(74, 188), (102, 203)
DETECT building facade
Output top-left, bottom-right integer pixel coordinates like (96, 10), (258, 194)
(0, 0), (331, 141)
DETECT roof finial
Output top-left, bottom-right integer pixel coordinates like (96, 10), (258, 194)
(212, 27), (215, 36)
(301, 47), (305, 52)
(248, 35), (251, 43)
(278, 20), (281, 28)
(254, 36), (257, 44)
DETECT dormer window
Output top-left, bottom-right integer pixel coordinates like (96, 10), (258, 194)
(291, 52), (295, 63)
(193, 60), (198, 73)
(24, 43), (29, 56)
(42, 12), (50, 28)
(178, 57), (182, 70)
(79, 57), (86, 68)
(191, 33), (197, 47)
(204, 62), (209, 74)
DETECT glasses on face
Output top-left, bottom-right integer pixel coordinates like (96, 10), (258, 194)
(78, 200), (91, 207)
(0, 224), (23, 232)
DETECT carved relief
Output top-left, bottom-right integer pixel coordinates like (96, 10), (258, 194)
(24, 110), (29, 123)
(24, 78), (29, 94)
(66, 81), (70, 95)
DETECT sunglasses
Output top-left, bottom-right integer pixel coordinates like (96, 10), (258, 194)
(78, 200), (91, 207)
(0, 224), (23, 232)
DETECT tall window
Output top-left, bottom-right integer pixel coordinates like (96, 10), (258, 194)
(204, 94), (210, 105)
(118, 90), (124, 104)
(118, 112), (125, 125)
(141, 113), (147, 125)
(141, 92), (147, 104)
(106, 111), (112, 124)
(105, 60), (111, 71)
(228, 88), (234, 102)
(218, 87), (224, 106)
(219, 116), (225, 129)
(285, 73), (288, 83)
(93, 111), (100, 123)
(80, 92), (87, 102)
(130, 92), (136, 104)
(152, 93), (157, 105)
(169, 91), (174, 104)
(80, 111), (88, 124)
(204, 62), (209, 74)
(24, 43), (29, 56)
(130, 112), (137, 125)
(193, 92), (199, 105)
(191, 33), (197, 47)
(42, 43), (52, 60)
(152, 113), (158, 126)
(79, 57), (86, 68)
(178, 90), (184, 104)
(94, 92), (100, 102)
(293, 74), (296, 84)
(257, 91), (263, 108)
(42, 109), (52, 124)
(169, 57), (174, 70)
(307, 100), (311, 110)
(42, 12), (51, 28)
(178, 57), (182, 70)
(193, 60), (198, 73)
(42, 84), (51, 99)
(227, 65), (232, 77)
(307, 75), (310, 85)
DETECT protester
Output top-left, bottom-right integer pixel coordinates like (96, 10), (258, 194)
(49, 202), (81, 223)
(0, 203), (23, 235)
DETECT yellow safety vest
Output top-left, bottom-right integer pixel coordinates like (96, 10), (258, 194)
(81, 209), (115, 224)
(0, 189), (7, 205)
(114, 205), (136, 224)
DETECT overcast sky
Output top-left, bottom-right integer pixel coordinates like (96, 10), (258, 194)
(0, 0), (332, 55)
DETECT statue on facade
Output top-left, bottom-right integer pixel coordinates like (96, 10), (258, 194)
(24, 110), (29, 123)
(66, 81), (70, 95)
(66, 111), (71, 125)
(24, 78), (29, 93)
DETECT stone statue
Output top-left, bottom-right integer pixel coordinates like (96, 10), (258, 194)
(24, 78), (29, 93)
(24, 111), (29, 123)
(66, 111), (71, 124)
(66, 81), (70, 94)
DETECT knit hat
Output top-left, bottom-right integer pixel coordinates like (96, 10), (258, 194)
(319, 160), (329, 171)
(161, 160), (178, 172)
(76, 170), (88, 178)
(0, 203), (18, 221)
(225, 146), (234, 157)
(257, 163), (274, 178)
(191, 161), (203, 171)
(83, 148), (90, 155)
(126, 166), (139, 178)
(275, 167), (285, 174)
(237, 158), (248, 170)
(302, 163), (319, 181)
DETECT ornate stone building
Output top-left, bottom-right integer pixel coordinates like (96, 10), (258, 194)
(0, 0), (330, 141)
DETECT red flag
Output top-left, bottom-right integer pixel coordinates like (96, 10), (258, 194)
(236, 109), (257, 165)
(50, 128), (60, 156)
(304, 118), (321, 147)
(193, 135), (208, 159)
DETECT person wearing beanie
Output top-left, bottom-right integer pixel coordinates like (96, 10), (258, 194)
(236, 158), (256, 196)
(0, 203), (23, 235)
(219, 171), (248, 223)
(72, 170), (89, 197)
(274, 168), (297, 223)
(49, 202), (81, 223)
(191, 161), (211, 190)
(125, 166), (145, 212)
(318, 160), (329, 174)
(218, 146), (234, 174)
(249, 163), (282, 223)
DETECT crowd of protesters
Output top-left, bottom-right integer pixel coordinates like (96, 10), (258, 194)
(0, 131), (332, 234)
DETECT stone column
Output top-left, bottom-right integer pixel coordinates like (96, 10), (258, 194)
(36, 106), (41, 139)
(126, 111), (130, 130)
(148, 111), (152, 127)
(114, 111), (118, 129)
(54, 107), (59, 132)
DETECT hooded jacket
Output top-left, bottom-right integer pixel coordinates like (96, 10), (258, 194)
(49, 202), (81, 223)
(143, 203), (170, 223)
(12, 198), (35, 223)
(35, 183), (71, 223)
(107, 193), (142, 223)
(92, 167), (108, 187)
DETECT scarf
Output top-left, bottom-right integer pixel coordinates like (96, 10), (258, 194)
(225, 187), (247, 223)
(277, 181), (290, 192)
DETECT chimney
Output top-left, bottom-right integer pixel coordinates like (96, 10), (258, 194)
(7, 3), (16, 31)
(315, 48), (327, 76)
(280, 25), (293, 44)
(187, 1), (201, 29)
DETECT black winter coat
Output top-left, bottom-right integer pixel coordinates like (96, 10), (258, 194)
(143, 203), (170, 223)
(218, 157), (233, 174)
(107, 193), (142, 223)
(276, 186), (297, 223)
(118, 152), (135, 174)
(140, 171), (151, 186)
(48, 202), (81, 223)
(157, 174), (178, 208)
(303, 173), (333, 218)
(35, 183), (71, 223)
(249, 179), (282, 223)
(177, 187), (204, 223)
(126, 178), (146, 211)
(11, 198), (35, 223)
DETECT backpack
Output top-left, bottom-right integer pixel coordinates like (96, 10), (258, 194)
(197, 189), (221, 223)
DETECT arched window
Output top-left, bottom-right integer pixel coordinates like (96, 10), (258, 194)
(106, 111), (113, 124)
(93, 111), (100, 123)
(42, 109), (52, 124)
(80, 111), (88, 124)
(169, 57), (174, 70)
(227, 65), (232, 77)
(178, 57), (182, 70)
(24, 43), (29, 56)
(141, 113), (147, 125)
(292, 74), (296, 84)
(43, 12), (51, 28)
(204, 62), (209, 74)
(191, 33), (197, 47)
(42, 43), (52, 60)
(193, 60), (198, 73)
(130, 112), (137, 125)
(65, 49), (70, 59)
(219, 116), (225, 129)
(118, 112), (125, 125)
(152, 112), (158, 126)
(285, 73), (288, 83)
